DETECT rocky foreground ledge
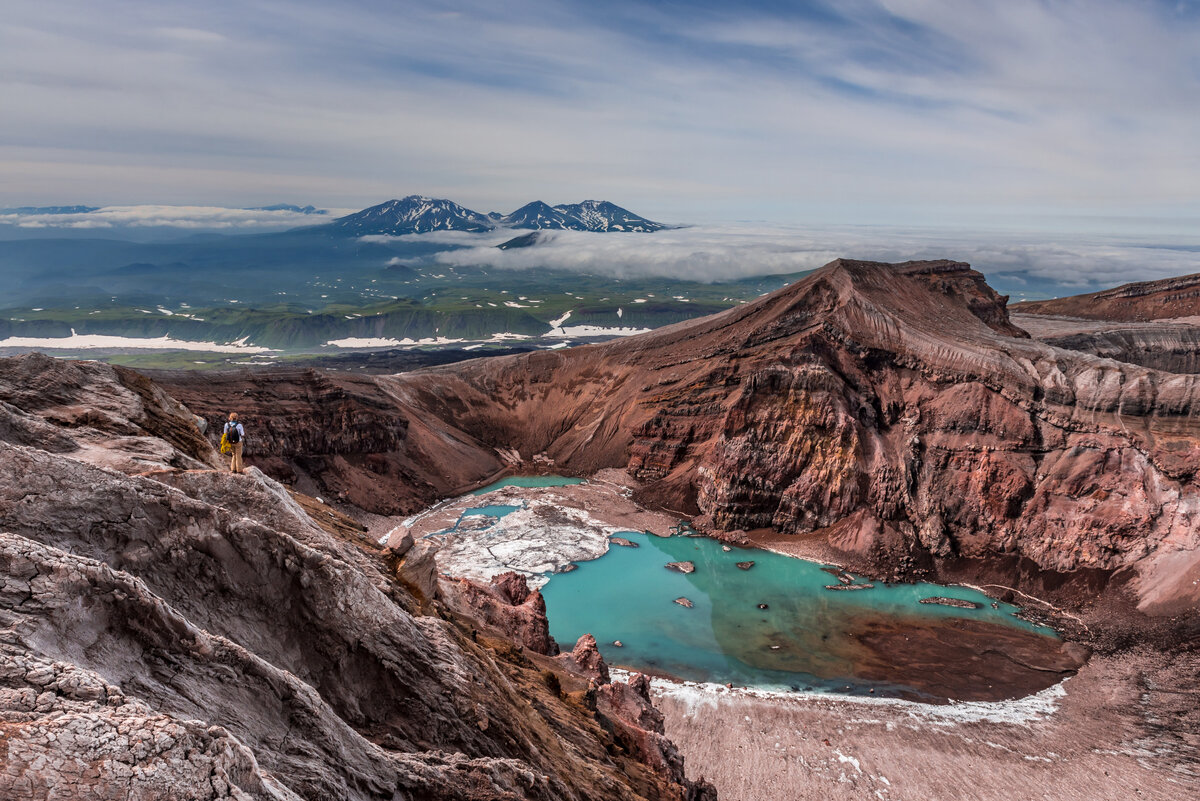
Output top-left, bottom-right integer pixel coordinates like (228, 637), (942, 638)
(0, 354), (714, 801)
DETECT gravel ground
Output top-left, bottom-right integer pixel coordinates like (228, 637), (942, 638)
(655, 650), (1199, 801)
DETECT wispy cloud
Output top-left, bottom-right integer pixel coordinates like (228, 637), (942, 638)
(2, 1), (1199, 229)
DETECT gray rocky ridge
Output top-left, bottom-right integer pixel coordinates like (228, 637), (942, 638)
(0, 354), (713, 801)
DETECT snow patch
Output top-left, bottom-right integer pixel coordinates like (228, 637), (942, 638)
(545, 325), (651, 338)
(834, 750), (862, 773)
(0, 330), (273, 353)
(325, 336), (465, 348)
(423, 493), (618, 587)
(645, 672), (1071, 725)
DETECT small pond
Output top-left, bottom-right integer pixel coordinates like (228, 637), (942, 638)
(472, 475), (585, 495)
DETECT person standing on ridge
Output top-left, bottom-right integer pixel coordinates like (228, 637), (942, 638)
(223, 412), (246, 474)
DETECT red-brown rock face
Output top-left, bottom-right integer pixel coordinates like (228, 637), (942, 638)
(378, 260), (1200, 620)
(445, 571), (560, 655)
(145, 259), (1200, 623)
(1014, 270), (1200, 322)
(156, 367), (504, 513)
(555, 633), (611, 684)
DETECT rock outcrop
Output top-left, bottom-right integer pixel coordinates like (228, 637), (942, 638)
(444, 572), (560, 655)
(555, 634), (611, 684)
(0, 352), (218, 473)
(0, 356), (712, 801)
(595, 674), (691, 784)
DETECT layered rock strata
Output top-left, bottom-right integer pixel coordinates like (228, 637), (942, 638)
(157, 366), (503, 514)
(380, 260), (1200, 624)
(158, 259), (1200, 628)
(1013, 312), (1200, 374)
(1013, 271), (1200, 374)
(1014, 271), (1200, 321)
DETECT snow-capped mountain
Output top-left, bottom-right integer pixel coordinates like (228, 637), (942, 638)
(549, 200), (666, 232)
(500, 201), (573, 229)
(327, 196), (494, 236)
(322, 196), (665, 236)
(499, 200), (664, 231)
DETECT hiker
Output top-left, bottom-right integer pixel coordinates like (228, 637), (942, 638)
(223, 412), (246, 474)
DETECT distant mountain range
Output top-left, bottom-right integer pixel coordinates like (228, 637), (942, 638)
(324, 196), (666, 236)
(1, 197), (663, 237)
(250, 204), (327, 214)
(0, 204), (328, 216)
(0, 205), (101, 215)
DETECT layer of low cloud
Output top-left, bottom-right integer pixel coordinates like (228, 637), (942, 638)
(0, 205), (353, 230)
(412, 225), (1200, 299)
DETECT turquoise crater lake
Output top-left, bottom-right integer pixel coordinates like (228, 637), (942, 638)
(540, 531), (1063, 701)
(472, 475), (585, 495)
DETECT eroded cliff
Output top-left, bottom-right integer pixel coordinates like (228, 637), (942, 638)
(160, 260), (1200, 631)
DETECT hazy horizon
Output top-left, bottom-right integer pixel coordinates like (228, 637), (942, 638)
(4, 0), (1199, 232)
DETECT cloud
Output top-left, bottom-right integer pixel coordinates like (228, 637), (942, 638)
(412, 224), (1200, 298)
(0, 204), (353, 230)
(1, 0), (1198, 227)
(153, 26), (228, 45)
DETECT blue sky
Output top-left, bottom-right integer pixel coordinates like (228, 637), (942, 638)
(3, 0), (1200, 229)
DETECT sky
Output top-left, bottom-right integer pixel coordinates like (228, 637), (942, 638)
(3, 0), (1200, 231)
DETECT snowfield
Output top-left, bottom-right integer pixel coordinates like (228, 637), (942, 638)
(0, 331), (274, 353)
